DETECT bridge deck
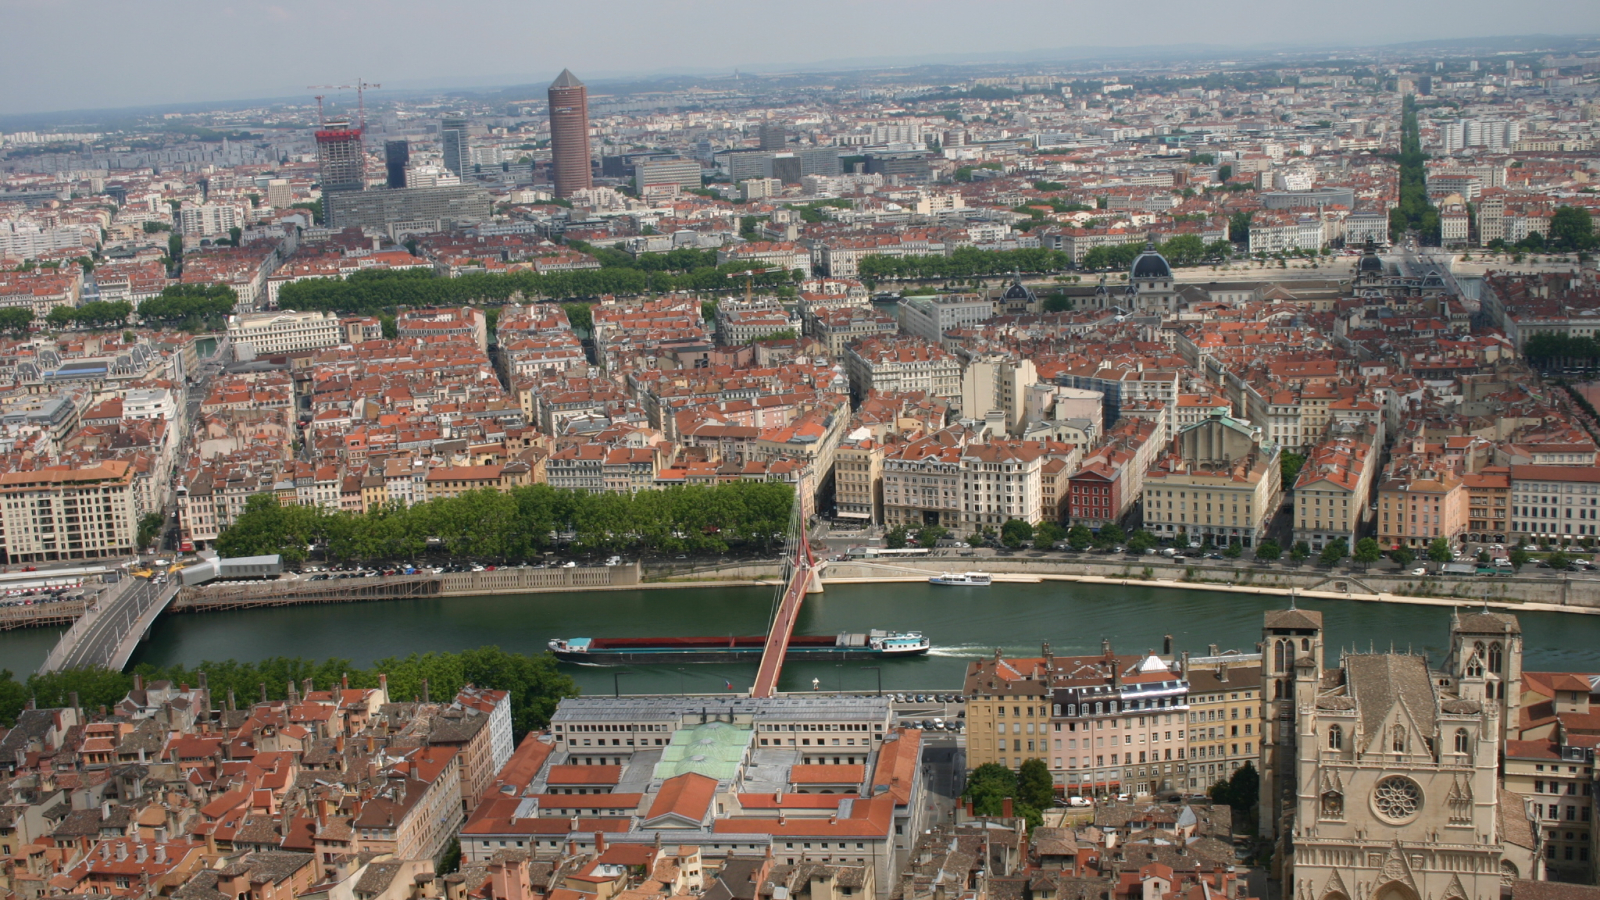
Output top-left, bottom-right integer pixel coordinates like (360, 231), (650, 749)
(750, 517), (812, 699)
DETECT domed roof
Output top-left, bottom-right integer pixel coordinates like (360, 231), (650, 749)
(1130, 245), (1172, 280)
(1358, 252), (1384, 273)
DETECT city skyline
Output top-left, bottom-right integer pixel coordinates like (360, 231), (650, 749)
(0, 0), (1594, 115)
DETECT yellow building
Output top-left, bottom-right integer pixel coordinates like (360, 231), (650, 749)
(833, 437), (883, 525)
(1182, 657), (1262, 792)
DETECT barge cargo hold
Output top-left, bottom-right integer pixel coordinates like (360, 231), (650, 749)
(548, 630), (929, 664)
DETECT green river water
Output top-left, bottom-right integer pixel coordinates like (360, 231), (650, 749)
(2, 582), (1595, 693)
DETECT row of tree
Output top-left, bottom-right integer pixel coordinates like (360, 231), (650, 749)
(216, 482), (795, 564)
(137, 284), (238, 331)
(964, 760), (1054, 827)
(1390, 96), (1440, 244)
(1079, 234), (1234, 272)
(46, 300), (134, 329)
(277, 259), (802, 317)
(855, 248), (1073, 281)
(0, 645), (579, 738)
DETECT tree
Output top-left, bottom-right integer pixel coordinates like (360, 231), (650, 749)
(1066, 524), (1093, 551)
(1127, 529), (1157, 553)
(1034, 521), (1065, 550)
(562, 303), (593, 332)
(1319, 538), (1349, 567)
(1509, 547), (1531, 571)
(1098, 523), (1125, 545)
(1547, 550), (1571, 571)
(885, 525), (908, 550)
(0, 307), (33, 334)
(1353, 537), (1382, 569)
(1217, 164), (1233, 184)
(137, 513), (165, 551)
(1256, 538), (1281, 561)
(917, 525), (949, 549)
(1208, 761), (1259, 814)
(963, 763), (1019, 817)
(1000, 518), (1034, 550)
(1290, 540), (1311, 565)
(1280, 451), (1307, 486)
(1427, 537), (1453, 564)
(1476, 549), (1490, 565)
(1549, 205), (1596, 252)
(1017, 758), (1055, 810)
(46, 306), (76, 329)
(1390, 547), (1415, 569)
(1223, 541), (1243, 559)
(1228, 210), (1252, 244)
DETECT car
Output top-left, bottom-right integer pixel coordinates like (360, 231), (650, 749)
(1067, 796), (1093, 807)
(1115, 793), (1131, 802)
(562, 561), (577, 568)
(920, 719), (934, 729)
(1409, 567), (1427, 576)
(1206, 552), (1224, 560)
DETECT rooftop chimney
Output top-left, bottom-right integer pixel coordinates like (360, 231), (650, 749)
(1162, 635), (1173, 656)
(594, 832), (607, 853)
(421, 678), (430, 704)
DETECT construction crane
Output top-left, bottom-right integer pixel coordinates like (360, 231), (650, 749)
(725, 267), (774, 305)
(306, 79), (382, 131)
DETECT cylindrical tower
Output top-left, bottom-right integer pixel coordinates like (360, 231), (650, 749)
(547, 69), (592, 198)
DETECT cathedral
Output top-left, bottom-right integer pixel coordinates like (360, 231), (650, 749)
(1261, 606), (1539, 900)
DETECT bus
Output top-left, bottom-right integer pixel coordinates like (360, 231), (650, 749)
(847, 547), (931, 559)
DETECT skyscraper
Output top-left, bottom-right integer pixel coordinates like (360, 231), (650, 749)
(316, 120), (366, 193)
(758, 122), (787, 151)
(547, 69), (592, 198)
(441, 117), (470, 177)
(385, 140), (410, 189)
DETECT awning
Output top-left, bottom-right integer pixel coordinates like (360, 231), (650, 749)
(834, 511), (871, 519)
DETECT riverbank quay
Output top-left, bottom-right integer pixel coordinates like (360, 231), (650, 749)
(141, 553), (1600, 619)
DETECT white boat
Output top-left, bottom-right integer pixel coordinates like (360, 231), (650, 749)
(928, 571), (992, 586)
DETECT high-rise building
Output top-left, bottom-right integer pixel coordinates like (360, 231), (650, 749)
(758, 122), (787, 151)
(324, 184), (492, 231)
(316, 120), (366, 193)
(547, 69), (592, 198)
(385, 140), (410, 189)
(441, 117), (470, 177)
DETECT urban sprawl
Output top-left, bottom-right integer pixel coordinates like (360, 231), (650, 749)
(1, 43), (1600, 900)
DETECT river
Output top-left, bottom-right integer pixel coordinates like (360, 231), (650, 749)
(3, 582), (1597, 693)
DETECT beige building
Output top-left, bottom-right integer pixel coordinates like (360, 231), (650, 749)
(1377, 465), (1468, 550)
(1263, 606), (1536, 900)
(1184, 655), (1263, 793)
(833, 435), (884, 525)
(1144, 414), (1282, 548)
(845, 336), (961, 402)
(0, 461), (140, 563)
(227, 309), (343, 357)
(959, 440), (1045, 534)
(1293, 426), (1378, 552)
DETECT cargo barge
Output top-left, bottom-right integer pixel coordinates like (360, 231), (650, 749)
(548, 630), (929, 664)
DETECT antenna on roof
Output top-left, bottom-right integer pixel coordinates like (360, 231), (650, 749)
(1287, 589), (1297, 611)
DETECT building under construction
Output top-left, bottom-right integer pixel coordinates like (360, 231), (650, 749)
(316, 120), (366, 193)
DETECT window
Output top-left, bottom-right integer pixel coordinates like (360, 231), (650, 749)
(1455, 729), (1469, 753)
(1328, 724), (1343, 750)
(1488, 642), (1503, 674)
(1391, 725), (1407, 753)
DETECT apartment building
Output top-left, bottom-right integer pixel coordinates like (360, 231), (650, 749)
(1377, 466), (1468, 550)
(959, 440), (1045, 533)
(1291, 427), (1377, 552)
(1464, 467), (1512, 544)
(845, 336), (961, 402)
(881, 437), (963, 530)
(0, 461), (140, 563)
(898, 293), (993, 346)
(965, 643), (1192, 797)
(1183, 654), (1263, 793)
(833, 436), (884, 524)
(1509, 465), (1600, 542)
(807, 305), (898, 357)
(226, 310), (343, 357)
(1143, 414), (1281, 548)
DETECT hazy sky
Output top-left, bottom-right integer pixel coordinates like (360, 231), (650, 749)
(0, 0), (1592, 117)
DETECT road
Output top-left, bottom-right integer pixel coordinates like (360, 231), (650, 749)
(42, 576), (176, 673)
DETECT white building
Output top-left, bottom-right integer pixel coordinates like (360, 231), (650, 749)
(227, 310), (343, 357)
(898, 293), (993, 345)
(121, 388), (177, 422)
(176, 202), (241, 237)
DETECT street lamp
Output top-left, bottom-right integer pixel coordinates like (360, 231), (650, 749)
(612, 670), (633, 698)
(859, 666), (882, 696)
(677, 667), (687, 697)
